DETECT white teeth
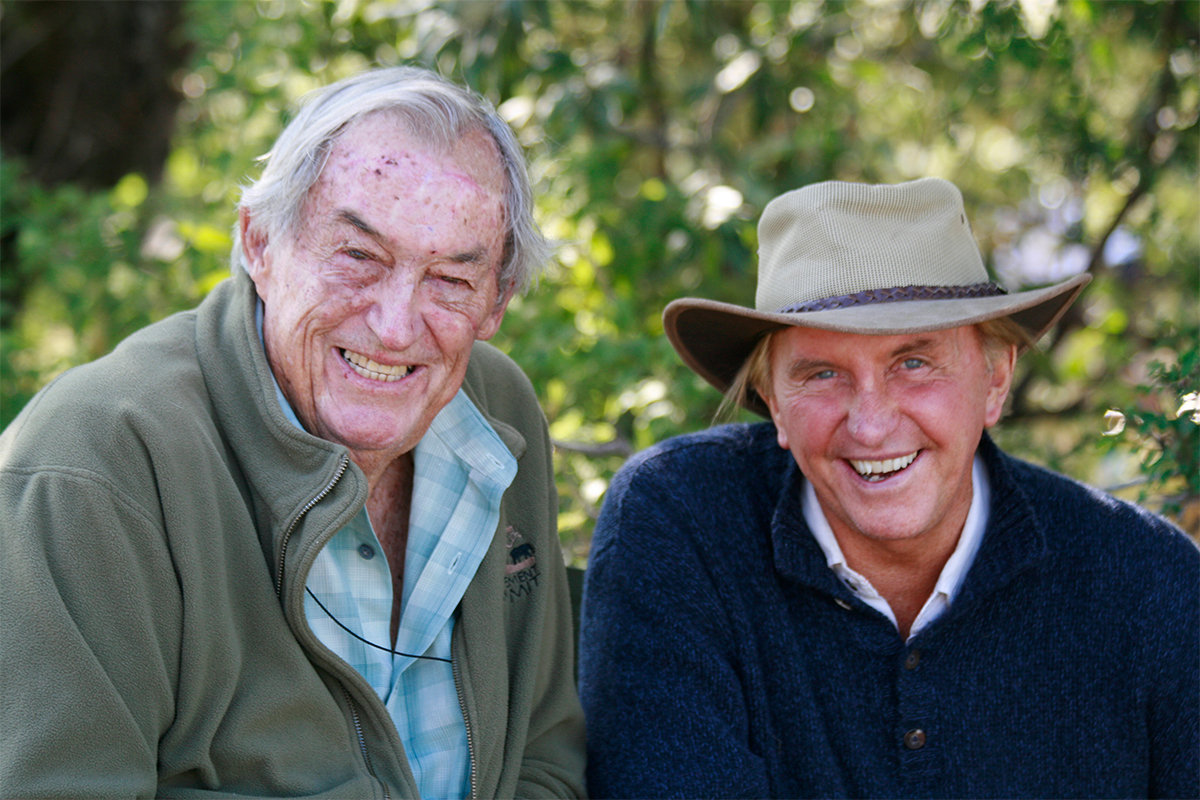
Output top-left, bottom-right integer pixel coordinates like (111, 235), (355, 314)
(342, 350), (412, 383)
(849, 451), (918, 481)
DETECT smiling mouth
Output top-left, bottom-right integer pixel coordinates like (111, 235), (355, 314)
(848, 451), (919, 482)
(342, 349), (413, 383)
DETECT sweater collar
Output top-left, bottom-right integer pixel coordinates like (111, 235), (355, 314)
(953, 433), (1051, 606)
(770, 460), (847, 595)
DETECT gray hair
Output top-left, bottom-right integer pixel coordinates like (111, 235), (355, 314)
(231, 66), (551, 295)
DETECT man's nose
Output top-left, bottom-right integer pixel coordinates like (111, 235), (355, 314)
(368, 276), (423, 351)
(845, 383), (900, 446)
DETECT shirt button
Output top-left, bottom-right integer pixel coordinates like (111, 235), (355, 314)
(357, 544), (375, 560)
(904, 729), (926, 750)
(835, 598), (853, 610)
(904, 650), (921, 670)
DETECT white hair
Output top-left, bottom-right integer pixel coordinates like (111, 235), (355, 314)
(231, 66), (551, 295)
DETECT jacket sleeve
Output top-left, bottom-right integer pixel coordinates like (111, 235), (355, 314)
(578, 456), (772, 799)
(0, 464), (180, 799)
(463, 342), (587, 798)
(513, 411), (587, 799)
(512, 546), (587, 799)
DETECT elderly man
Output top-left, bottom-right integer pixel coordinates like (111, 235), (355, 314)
(1, 67), (585, 798)
(579, 178), (1198, 798)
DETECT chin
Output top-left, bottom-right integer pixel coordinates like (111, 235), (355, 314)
(849, 514), (929, 542)
(320, 414), (420, 454)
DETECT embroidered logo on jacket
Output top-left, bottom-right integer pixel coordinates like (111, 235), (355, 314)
(504, 525), (540, 602)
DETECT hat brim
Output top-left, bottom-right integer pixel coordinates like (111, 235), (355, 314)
(664, 273), (1090, 417)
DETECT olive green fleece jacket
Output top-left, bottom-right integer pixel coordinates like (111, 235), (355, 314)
(0, 270), (586, 799)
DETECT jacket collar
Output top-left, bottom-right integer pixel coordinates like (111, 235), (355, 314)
(190, 271), (528, 593)
(193, 270), (369, 586)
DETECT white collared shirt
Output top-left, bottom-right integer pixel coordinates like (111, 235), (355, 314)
(803, 455), (990, 642)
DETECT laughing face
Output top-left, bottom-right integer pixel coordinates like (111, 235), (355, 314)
(764, 324), (1014, 553)
(241, 113), (510, 476)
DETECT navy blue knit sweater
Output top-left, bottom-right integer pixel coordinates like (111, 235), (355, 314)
(579, 423), (1199, 798)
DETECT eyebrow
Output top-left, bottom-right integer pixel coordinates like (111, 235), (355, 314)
(890, 337), (939, 358)
(783, 356), (834, 381)
(335, 208), (493, 265)
(448, 247), (489, 264)
(783, 336), (944, 379)
(335, 209), (382, 239)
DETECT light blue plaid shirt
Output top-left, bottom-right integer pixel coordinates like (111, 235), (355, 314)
(259, 305), (517, 799)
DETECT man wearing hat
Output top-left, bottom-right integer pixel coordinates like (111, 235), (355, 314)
(578, 178), (1199, 798)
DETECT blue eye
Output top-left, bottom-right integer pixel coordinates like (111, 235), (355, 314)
(814, 369), (837, 380)
(903, 358), (924, 369)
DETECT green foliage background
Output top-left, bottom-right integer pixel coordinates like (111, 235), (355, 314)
(3, 0), (1198, 559)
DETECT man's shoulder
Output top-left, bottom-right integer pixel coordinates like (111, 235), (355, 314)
(991, 443), (1198, 571)
(1, 307), (211, 474)
(624, 421), (783, 475)
(463, 341), (538, 415)
(458, 341), (551, 468)
(607, 422), (787, 512)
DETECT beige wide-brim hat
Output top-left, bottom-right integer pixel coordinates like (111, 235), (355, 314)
(664, 178), (1090, 416)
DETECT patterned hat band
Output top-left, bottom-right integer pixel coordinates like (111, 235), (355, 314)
(776, 281), (1007, 314)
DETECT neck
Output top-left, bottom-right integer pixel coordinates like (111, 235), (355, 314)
(362, 453), (414, 647)
(833, 508), (968, 640)
(848, 538), (957, 639)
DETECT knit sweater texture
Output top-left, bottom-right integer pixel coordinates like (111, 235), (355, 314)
(0, 271), (586, 798)
(579, 422), (1199, 799)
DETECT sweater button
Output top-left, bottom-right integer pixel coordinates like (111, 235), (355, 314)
(904, 729), (926, 750)
(358, 543), (375, 560)
(904, 650), (921, 670)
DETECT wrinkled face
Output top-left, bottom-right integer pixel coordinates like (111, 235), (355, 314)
(242, 113), (510, 465)
(764, 325), (1013, 550)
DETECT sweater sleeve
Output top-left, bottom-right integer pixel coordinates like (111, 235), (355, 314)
(1144, 521), (1200, 798)
(0, 464), (180, 799)
(579, 452), (772, 799)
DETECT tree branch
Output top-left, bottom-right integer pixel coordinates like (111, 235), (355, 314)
(552, 437), (635, 458)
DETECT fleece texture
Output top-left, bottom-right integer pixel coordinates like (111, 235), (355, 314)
(1, 270), (585, 799)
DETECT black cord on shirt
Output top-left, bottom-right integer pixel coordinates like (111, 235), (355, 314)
(304, 587), (453, 663)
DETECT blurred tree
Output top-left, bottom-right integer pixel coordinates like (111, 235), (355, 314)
(1, 0), (193, 372)
(1, 0), (191, 188)
(2, 0), (1196, 559)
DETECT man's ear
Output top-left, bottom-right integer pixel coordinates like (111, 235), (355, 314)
(239, 208), (270, 280)
(984, 344), (1018, 428)
(475, 282), (514, 342)
(763, 391), (790, 450)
